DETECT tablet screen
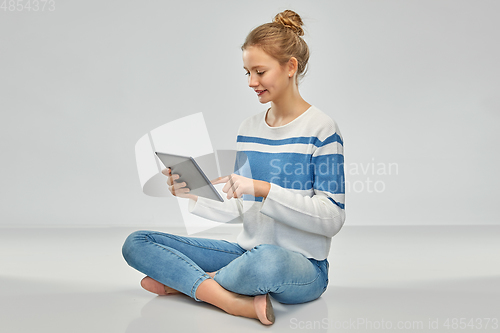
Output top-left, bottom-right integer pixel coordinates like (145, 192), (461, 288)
(155, 152), (224, 202)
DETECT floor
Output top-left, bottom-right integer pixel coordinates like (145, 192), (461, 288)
(0, 225), (499, 333)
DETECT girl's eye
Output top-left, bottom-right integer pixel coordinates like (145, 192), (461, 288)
(244, 71), (264, 76)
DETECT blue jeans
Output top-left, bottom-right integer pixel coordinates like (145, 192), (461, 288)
(122, 230), (329, 304)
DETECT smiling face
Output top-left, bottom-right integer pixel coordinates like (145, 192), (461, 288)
(242, 46), (292, 104)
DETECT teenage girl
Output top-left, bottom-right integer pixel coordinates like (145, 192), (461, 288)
(122, 9), (346, 326)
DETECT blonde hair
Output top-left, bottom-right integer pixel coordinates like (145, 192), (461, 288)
(242, 10), (310, 83)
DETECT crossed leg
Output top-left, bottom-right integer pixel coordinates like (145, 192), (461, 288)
(123, 230), (275, 325)
(140, 272), (274, 324)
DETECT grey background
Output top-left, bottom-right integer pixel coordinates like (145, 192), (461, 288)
(1, 0), (499, 227)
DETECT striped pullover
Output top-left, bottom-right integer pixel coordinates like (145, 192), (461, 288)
(188, 105), (345, 260)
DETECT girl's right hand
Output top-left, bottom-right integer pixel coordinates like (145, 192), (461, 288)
(162, 168), (198, 202)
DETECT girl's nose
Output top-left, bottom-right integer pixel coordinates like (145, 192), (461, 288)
(248, 74), (258, 88)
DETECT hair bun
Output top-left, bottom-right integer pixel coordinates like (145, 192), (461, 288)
(273, 10), (304, 36)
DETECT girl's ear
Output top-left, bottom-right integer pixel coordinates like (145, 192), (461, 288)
(287, 57), (298, 77)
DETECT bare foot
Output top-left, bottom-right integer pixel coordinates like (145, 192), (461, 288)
(164, 285), (182, 295)
(195, 278), (275, 325)
(228, 293), (274, 325)
(253, 294), (275, 325)
(140, 276), (181, 295)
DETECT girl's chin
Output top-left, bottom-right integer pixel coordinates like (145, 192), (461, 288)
(258, 96), (271, 104)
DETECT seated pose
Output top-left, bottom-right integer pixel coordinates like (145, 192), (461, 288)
(122, 10), (346, 326)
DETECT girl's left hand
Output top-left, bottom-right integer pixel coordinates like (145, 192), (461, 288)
(212, 174), (269, 199)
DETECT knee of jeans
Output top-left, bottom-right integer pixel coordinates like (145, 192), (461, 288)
(122, 230), (149, 265)
(245, 244), (291, 279)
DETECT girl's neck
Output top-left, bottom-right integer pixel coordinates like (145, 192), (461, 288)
(267, 89), (311, 127)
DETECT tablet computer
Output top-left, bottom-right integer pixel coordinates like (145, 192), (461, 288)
(155, 152), (224, 202)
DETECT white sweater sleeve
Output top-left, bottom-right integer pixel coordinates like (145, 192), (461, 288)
(259, 183), (345, 238)
(188, 196), (243, 224)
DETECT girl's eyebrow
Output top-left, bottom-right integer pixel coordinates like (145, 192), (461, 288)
(243, 66), (265, 71)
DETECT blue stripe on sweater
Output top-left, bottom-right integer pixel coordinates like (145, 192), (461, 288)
(311, 153), (345, 195)
(237, 133), (343, 147)
(328, 197), (345, 209)
(234, 151), (345, 202)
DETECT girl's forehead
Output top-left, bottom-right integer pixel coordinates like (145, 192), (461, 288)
(242, 47), (277, 67)
(243, 46), (269, 57)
